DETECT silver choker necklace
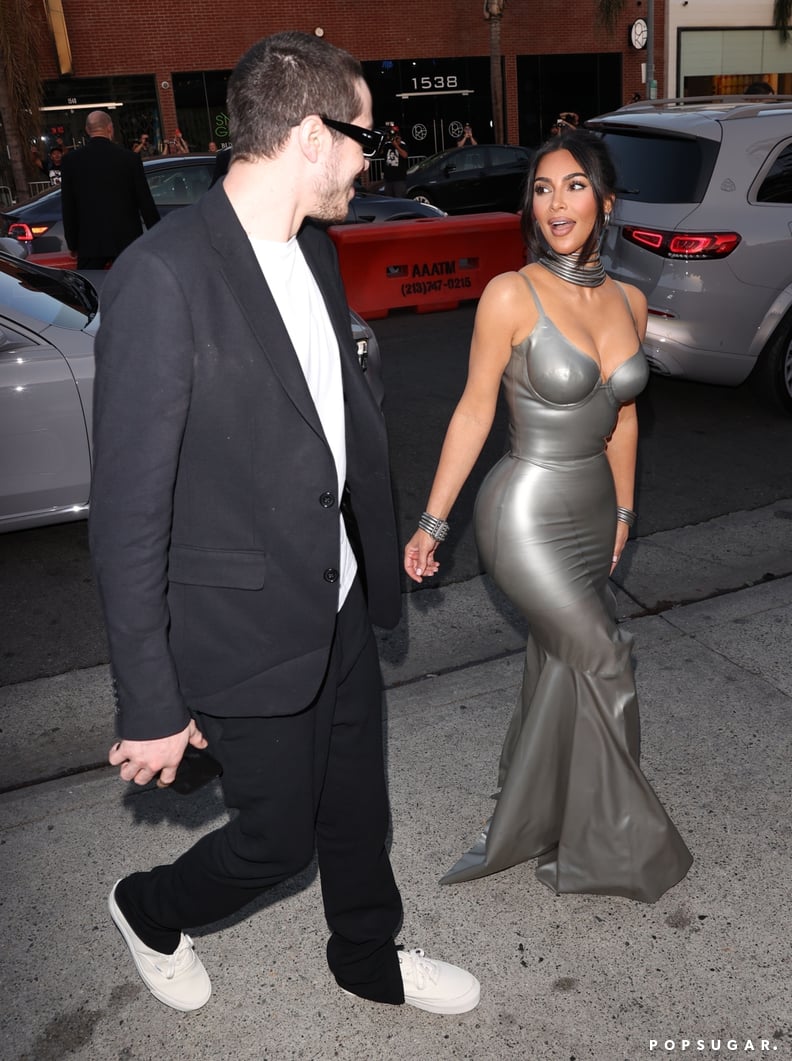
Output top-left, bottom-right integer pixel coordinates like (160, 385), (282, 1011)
(537, 248), (606, 288)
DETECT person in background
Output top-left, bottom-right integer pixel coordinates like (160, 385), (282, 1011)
(744, 81), (774, 95)
(456, 123), (477, 146)
(91, 30), (480, 1018)
(405, 129), (692, 904)
(382, 123), (409, 197)
(207, 141), (218, 153)
(133, 133), (156, 159)
(47, 146), (64, 184)
(161, 130), (189, 155)
(60, 109), (160, 270)
(556, 111), (579, 131)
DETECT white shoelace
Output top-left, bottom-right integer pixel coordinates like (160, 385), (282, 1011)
(398, 948), (440, 990)
(155, 934), (196, 980)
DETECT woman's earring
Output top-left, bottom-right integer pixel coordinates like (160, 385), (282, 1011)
(603, 209), (612, 228)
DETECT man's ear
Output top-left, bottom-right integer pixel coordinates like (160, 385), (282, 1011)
(298, 115), (326, 163)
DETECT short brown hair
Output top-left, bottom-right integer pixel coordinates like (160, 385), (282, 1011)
(228, 32), (364, 161)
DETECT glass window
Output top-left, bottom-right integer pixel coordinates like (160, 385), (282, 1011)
(0, 259), (97, 328)
(453, 149), (485, 172)
(490, 146), (530, 167)
(172, 70), (232, 153)
(756, 142), (792, 203)
(147, 161), (214, 207)
(599, 132), (719, 204)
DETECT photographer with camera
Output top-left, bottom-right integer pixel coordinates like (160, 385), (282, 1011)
(161, 129), (189, 156)
(456, 123), (477, 147)
(382, 122), (409, 197)
(552, 111), (580, 135)
(133, 133), (156, 159)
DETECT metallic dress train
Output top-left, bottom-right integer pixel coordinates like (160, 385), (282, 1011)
(441, 276), (692, 902)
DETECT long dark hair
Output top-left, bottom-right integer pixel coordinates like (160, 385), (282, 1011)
(521, 130), (617, 265)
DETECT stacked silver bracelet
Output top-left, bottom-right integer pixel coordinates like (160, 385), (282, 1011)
(419, 511), (450, 542)
(616, 506), (637, 528)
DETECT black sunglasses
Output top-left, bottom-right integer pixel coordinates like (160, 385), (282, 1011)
(320, 116), (384, 159)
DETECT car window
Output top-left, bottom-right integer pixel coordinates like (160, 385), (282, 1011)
(490, 146), (530, 167)
(453, 149), (485, 172)
(0, 258), (95, 329)
(756, 142), (792, 203)
(599, 132), (719, 204)
(146, 164), (213, 207)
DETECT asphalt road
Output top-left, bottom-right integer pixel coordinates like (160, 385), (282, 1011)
(2, 302), (791, 686)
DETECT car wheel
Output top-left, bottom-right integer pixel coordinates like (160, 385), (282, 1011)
(753, 309), (792, 414)
(410, 191), (436, 207)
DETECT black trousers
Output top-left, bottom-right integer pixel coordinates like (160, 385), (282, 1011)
(76, 255), (115, 269)
(118, 580), (405, 1004)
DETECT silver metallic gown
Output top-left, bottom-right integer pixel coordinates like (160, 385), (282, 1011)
(441, 275), (693, 902)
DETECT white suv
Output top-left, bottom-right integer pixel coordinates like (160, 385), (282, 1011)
(587, 96), (792, 413)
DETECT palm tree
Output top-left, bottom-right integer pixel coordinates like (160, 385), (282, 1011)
(484, 0), (507, 143)
(774, 0), (791, 41)
(484, 1), (630, 143)
(596, 0), (626, 29)
(0, 0), (44, 200)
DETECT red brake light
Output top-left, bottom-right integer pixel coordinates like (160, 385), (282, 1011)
(8, 222), (34, 242)
(627, 227), (664, 251)
(623, 225), (740, 259)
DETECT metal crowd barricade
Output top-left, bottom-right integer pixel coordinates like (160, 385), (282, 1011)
(0, 186), (13, 207)
(28, 181), (53, 197)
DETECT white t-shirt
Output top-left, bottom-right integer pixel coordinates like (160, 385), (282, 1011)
(250, 235), (356, 611)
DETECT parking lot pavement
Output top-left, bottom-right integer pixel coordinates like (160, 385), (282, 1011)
(1, 502), (790, 1061)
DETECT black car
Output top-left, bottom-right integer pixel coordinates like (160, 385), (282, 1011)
(1, 155), (217, 253)
(346, 184), (443, 223)
(404, 144), (533, 214)
(1, 155), (444, 255)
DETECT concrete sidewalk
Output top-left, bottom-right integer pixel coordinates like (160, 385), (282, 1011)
(1, 502), (791, 1060)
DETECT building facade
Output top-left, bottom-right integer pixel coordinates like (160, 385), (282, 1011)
(15, 0), (790, 200)
(30, 0), (657, 164)
(666, 0), (792, 97)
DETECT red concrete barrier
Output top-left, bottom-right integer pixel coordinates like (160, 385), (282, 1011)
(328, 212), (525, 320)
(25, 250), (78, 269)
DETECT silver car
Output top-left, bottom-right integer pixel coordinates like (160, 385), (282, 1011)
(0, 249), (380, 532)
(0, 252), (97, 532)
(587, 96), (792, 413)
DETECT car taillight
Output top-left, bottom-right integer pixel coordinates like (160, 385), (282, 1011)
(623, 225), (740, 259)
(6, 221), (51, 242)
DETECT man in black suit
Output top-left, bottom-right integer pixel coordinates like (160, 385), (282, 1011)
(90, 33), (479, 1016)
(61, 109), (160, 269)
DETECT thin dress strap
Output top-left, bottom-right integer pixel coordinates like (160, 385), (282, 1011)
(518, 271), (545, 317)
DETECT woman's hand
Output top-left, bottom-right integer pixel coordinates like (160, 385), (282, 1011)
(610, 519), (631, 573)
(404, 529), (441, 583)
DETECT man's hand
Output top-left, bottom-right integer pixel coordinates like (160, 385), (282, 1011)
(108, 720), (208, 787)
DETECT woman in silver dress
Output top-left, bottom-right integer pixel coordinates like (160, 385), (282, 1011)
(404, 131), (692, 903)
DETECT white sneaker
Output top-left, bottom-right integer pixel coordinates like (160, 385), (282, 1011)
(108, 881), (211, 1011)
(398, 948), (480, 1014)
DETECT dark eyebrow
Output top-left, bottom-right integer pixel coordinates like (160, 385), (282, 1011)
(534, 171), (588, 184)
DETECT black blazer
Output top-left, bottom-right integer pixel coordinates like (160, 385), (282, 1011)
(89, 184), (401, 741)
(61, 136), (160, 258)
